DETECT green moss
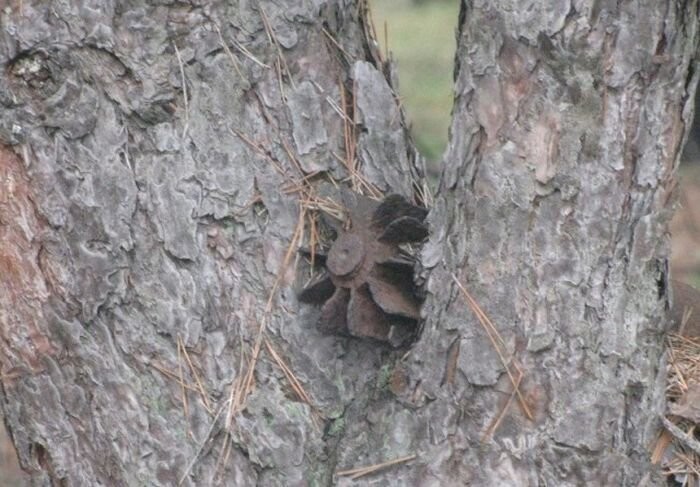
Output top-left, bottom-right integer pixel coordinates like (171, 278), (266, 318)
(376, 362), (393, 390)
(306, 472), (322, 487)
(305, 459), (332, 487)
(325, 416), (346, 437)
(326, 406), (346, 419)
(284, 401), (306, 420)
(333, 375), (346, 396)
(150, 394), (170, 416)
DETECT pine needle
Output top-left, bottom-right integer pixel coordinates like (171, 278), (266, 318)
(336, 453), (417, 480)
(451, 274), (534, 422)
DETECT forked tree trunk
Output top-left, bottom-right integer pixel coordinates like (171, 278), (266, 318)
(407, 1), (699, 484)
(0, 1), (697, 486)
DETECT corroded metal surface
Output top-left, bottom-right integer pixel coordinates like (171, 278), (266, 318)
(299, 192), (428, 346)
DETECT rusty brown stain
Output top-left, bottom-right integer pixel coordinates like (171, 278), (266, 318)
(474, 75), (505, 148)
(388, 364), (409, 396)
(616, 85), (644, 192)
(659, 104), (684, 208)
(0, 145), (57, 382)
(523, 382), (550, 425)
(442, 337), (460, 386)
(499, 37), (533, 124)
(531, 111), (561, 184)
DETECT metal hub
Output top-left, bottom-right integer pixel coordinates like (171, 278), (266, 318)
(298, 192), (429, 347)
(327, 233), (365, 277)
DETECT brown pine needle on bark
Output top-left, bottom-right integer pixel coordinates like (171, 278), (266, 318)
(334, 80), (383, 199)
(311, 78), (354, 123)
(336, 453), (417, 480)
(213, 23), (244, 80)
(450, 274), (534, 421)
(150, 362), (201, 394)
(263, 339), (312, 404)
(483, 368), (524, 441)
(321, 27), (352, 62)
(179, 338), (213, 414)
(230, 37), (269, 68)
(383, 21), (389, 61)
(177, 337), (190, 428)
(258, 2), (295, 92)
(339, 79), (355, 177)
(264, 339), (321, 428)
(360, 0), (385, 66)
(178, 401), (228, 486)
(227, 206), (307, 428)
(173, 43), (189, 139)
(652, 430), (673, 465)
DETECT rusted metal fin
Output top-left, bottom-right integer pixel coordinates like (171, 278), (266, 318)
(298, 190), (428, 347)
(367, 268), (420, 319)
(346, 284), (393, 341)
(318, 287), (351, 334)
(372, 194), (428, 230)
(377, 216), (428, 244)
(376, 256), (415, 275)
(299, 271), (335, 304)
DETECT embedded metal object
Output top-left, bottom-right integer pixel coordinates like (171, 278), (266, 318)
(299, 192), (429, 346)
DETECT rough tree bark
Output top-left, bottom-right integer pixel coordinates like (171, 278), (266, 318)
(414, 1), (699, 484)
(0, 1), (697, 486)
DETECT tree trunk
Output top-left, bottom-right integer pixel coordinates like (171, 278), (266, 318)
(0, 1), (697, 486)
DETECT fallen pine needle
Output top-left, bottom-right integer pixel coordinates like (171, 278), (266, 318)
(178, 401), (228, 485)
(336, 453), (417, 480)
(451, 274), (534, 422)
(662, 416), (700, 457)
(151, 362), (201, 394)
(264, 338), (321, 428)
(177, 337), (190, 429)
(180, 337), (214, 414)
(213, 23), (244, 80)
(482, 367), (524, 441)
(173, 43), (189, 139)
(652, 429), (673, 465)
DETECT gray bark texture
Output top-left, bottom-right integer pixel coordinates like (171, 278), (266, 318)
(0, 0), (697, 486)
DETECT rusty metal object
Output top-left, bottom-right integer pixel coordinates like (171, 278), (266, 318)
(299, 192), (428, 346)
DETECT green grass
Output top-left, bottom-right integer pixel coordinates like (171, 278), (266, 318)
(370, 0), (460, 163)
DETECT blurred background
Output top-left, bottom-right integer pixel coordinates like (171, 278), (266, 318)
(370, 0), (700, 288)
(1, 0), (699, 483)
(371, 0), (459, 163)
